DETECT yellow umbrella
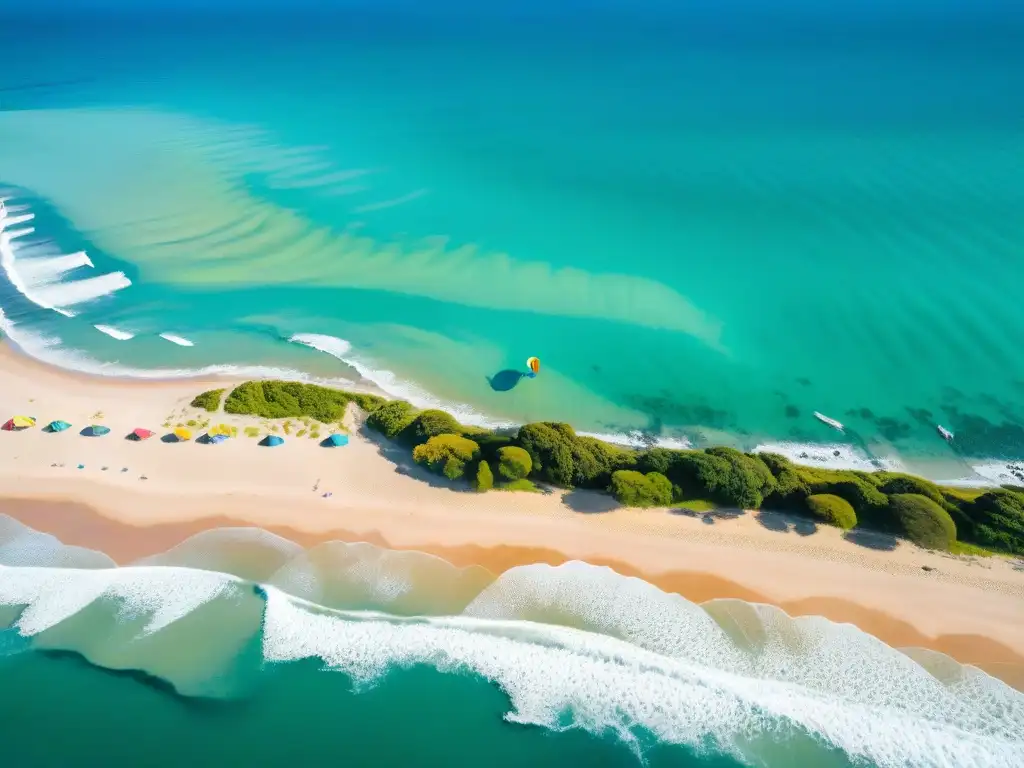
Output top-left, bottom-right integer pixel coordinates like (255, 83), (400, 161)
(174, 427), (193, 441)
(12, 415), (35, 428)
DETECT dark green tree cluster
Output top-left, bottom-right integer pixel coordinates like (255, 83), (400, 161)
(190, 388), (225, 412)
(609, 471), (673, 507)
(209, 381), (1024, 554)
(805, 494), (857, 530)
(412, 434), (481, 480)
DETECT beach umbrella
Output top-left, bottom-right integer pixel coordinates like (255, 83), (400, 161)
(174, 427), (192, 441)
(3, 415), (36, 431)
(82, 425), (110, 437)
(209, 434), (229, 444)
(209, 423), (233, 436)
(129, 428), (154, 441)
(323, 433), (349, 447)
(47, 420), (71, 433)
(260, 435), (284, 447)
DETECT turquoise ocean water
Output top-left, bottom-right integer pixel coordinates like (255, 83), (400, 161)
(1, 4), (1023, 480)
(2, 515), (1023, 768)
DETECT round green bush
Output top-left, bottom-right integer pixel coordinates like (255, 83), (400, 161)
(366, 401), (418, 439)
(805, 494), (857, 530)
(412, 434), (480, 480)
(497, 446), (532, 481)
(609, 470), (673, 508)
(405, 409), (463, 445)
(889, 493), (957, 550)
(473, 460), (494, 492)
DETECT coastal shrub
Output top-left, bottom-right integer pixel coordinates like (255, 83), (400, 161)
(497, 446), (532, 481)
(889, 494), (957, 550)
(795, 468), (889, 525)
(403, 409), (463, 445)
(190, 388), (224, 412)
(609, 470), (673, 508)
(366, 401), (418, 439)
(672, 448), (775, 509)
(412, 434), (480, 480)
(473, 460), (494, 492)
(224, 381), (383, 423)
(964, 490), (1024, 554)
(573, 437), (636, 488)
(517, 422), (577, 487)
(758, 453), (810, 507)
(805, 494), (857, 530)
(500, 478), (540, 492)
(474, 433), (514, 463)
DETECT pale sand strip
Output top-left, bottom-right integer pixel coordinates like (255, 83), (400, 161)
(1, 341), (1022, 684)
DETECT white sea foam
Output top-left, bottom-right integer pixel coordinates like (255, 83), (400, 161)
(159, 333), (194, 347)
(289, 332), (513, 429)
(753, 441), (903, 472)
(93, 324), (135, 340)
(1, 528), (1022, 767)
(262, 579), (1024, 768)
(0, 202), (128, 314)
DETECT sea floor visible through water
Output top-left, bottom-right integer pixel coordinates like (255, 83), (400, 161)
(1, 7), (1023, 480)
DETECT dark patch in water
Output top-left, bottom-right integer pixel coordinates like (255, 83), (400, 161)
(905, 407), (933, 427)
(940, 407), (1024, 458)
(941, 386), (965, 402)
(845, 408), (874, 420)
(875, 417), (911, 442)
(784, 405), (800, 419)
(35, 649), (227, 710)
(487, 369), (526, 392)
(622, 394), (732, 431)
(796, 377), (811, 387)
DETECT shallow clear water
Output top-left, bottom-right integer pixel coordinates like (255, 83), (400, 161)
(2, 516), (1022, 767)
(1, 6), (1023, 472)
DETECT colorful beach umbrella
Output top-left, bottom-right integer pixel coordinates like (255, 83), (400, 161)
(260, 435), (284, 447)
(82, 425), (110, 437)
(323, 433), (349, 447)
(3, 415), (36, 431)
(130, 428), (154, 441)
(47, 420), (71, 432)
(208, 434), (229, 444)
(174, 427), (192, 441)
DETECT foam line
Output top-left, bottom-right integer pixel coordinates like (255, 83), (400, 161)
(159, 333), (194, 347)
(93, 324), (135, 340)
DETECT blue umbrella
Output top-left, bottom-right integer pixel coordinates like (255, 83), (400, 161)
(260, 435), (284, 447)
(323, 433), (349, 447)
(209, 434), (229, 444)
(82, 425), (110, 437)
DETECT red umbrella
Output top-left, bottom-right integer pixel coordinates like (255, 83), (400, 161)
(131, 428), (155, 440)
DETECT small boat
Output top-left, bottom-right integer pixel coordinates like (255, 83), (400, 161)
(813, 411), (845, 433)
(937, 425), (954, 442)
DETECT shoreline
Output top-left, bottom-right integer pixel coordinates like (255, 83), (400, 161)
(2, 309), (1020, 480)
(4, 492), (1023, 690)
(2, 337), (1023, 690)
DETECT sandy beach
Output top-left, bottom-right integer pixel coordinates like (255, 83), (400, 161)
(1, 341), (1022, 687)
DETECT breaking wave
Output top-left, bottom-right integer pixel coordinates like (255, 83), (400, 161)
(1, 516), (1021, 767)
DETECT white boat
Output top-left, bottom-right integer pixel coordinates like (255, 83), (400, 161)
(813, 411), (845, 432)
(937, 425), (954, 442)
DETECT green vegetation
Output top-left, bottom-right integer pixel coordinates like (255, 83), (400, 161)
(805, 494), (857, 530)
(224, 381), (384, 423)
(888, 494), (957, 550)
(244, 426), (260, 438)
(190, 388), (224, 412)
(473, 460), (494, 492)
(496, 446), (532, 481)
(499, 478), (540, 492)
(609, 470), (673, 507)
(198, 381), (1024, 553)
(412, 434), (481, 480)
(366, 400), (418, 439)
(674, 498), (718, 513)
